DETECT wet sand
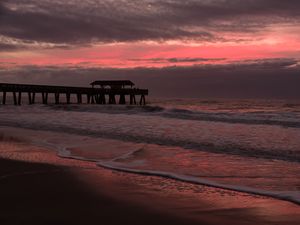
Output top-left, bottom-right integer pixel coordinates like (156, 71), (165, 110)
(0, 158), (202, 225)
(0, 136), (300, 225)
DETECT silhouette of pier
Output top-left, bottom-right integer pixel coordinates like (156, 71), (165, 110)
(0, 80), (148, 105)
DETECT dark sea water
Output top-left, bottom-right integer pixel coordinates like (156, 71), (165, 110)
(0, 98), (299, 204)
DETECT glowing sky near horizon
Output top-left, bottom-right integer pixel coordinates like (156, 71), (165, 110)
(1, 0), (300, 69)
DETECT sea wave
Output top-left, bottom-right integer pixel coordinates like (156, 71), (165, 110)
(1, 103), (300, 162)
(1, 120), (299, 162)
(48, 104), (300, 128)
(163, 109), (300, 128)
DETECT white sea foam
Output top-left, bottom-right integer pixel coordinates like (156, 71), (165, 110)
(57, 146), (300, 206)
(96, 162), (300, 205)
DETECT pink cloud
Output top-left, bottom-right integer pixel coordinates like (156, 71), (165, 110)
(1, 28), (300, 69)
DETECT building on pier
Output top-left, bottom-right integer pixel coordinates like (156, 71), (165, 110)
(90, 80), (135, 89)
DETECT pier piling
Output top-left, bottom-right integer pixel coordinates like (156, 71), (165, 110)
(2, 91), (6, 105)
(54, 93), (60, 104)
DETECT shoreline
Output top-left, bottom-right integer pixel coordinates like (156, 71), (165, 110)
(0, 130), (300, 224)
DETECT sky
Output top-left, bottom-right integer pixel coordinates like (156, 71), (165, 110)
(0, 0), (300, 98)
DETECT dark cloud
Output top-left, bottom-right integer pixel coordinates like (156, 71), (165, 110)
(130, 57), (226, 64)
(1, 58), (299, 99)
(1, 0), (300, 46)
(0, 43), (19, 51)
(0, 0), (214, 45)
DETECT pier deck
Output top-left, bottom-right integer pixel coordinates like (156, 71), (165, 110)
(0, 82), (148, 105)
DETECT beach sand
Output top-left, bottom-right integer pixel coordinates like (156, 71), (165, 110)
(0, 135), (300, 225)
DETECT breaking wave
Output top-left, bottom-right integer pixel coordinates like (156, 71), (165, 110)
(48, 104), (300, 128)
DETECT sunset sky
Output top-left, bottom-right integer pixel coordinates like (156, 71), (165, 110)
(0, 0), (300, 98)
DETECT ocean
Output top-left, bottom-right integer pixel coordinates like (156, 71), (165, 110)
(0, 98), (299, 205)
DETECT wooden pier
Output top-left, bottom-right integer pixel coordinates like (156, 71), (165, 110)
(0, 80), (148, 105)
